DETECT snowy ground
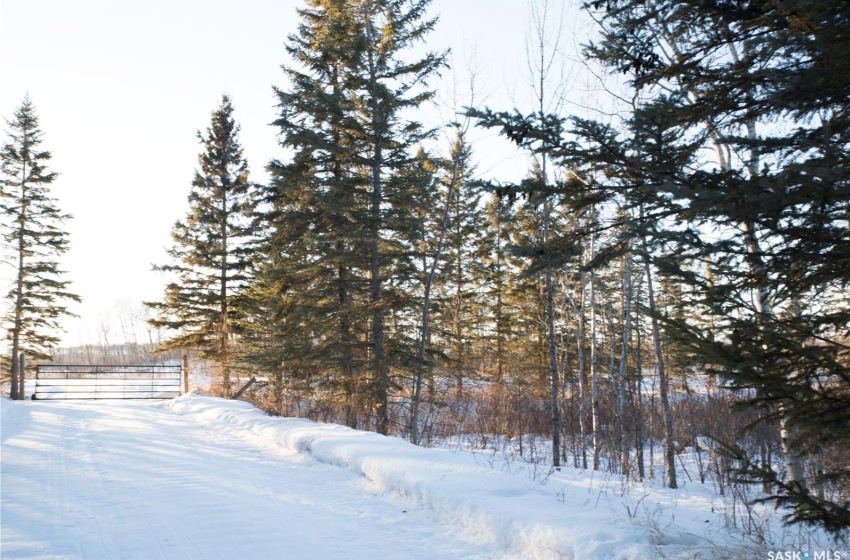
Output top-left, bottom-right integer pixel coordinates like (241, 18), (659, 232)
(1, 394), (842, 559)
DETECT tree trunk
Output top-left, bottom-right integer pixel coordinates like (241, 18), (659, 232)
(495, 207), (506, 382)
(10, 343), (19, 401)
(618, 248), (632, 475)
(331, 68), (357, 429)
(644, 255), (677, 489)
(10, 165), (28, 401)
(633, 281), (645, 481)
(544, 197), (560, 467)
(219, 175), (231, 398)
(590, 271), (600, 470)
(339, 262), (356, 428)
(370, 152), (388, 435)
(411, 136), (461, 445)
(589, 219), (600, 470)
(453, 247), (464, 401)
(17, 354), (26, 400)
(531, 0), (562, 467)
(364, 11), (389, 436)
(577, 269), (588, 470)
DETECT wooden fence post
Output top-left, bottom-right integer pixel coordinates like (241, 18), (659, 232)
(182, 355), (189, 395)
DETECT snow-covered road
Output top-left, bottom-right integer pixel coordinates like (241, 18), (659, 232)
(6, 394), (811, 559)
(1, 399), (500, 560)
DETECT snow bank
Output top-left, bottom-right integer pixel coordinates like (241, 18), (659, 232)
(167, 394), (648, 560)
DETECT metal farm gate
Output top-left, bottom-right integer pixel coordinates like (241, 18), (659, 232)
(34, 364), (184, 400)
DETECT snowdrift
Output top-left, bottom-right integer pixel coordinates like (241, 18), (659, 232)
(167, 393), (648, 560)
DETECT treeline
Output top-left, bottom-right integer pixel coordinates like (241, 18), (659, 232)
(50, 344), (181, 366)
(146, 0), (850, 535)
(3, 0), (848, 535)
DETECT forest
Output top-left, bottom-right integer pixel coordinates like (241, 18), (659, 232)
(3, 0), (848, 538)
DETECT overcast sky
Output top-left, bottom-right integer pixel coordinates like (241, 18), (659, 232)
(1, 0), (597, 348)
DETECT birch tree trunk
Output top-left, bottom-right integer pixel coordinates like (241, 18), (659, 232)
(590, 228), (600, 471)
(618, 248), (632, 475)
(577, 269), (588, 470)
(544, 196), (561, 467)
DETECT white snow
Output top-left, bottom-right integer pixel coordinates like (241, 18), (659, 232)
(1, 394), (839, 559)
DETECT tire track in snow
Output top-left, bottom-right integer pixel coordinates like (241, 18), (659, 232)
(66, 406), (219, 560)
(2, 400), (503, 560)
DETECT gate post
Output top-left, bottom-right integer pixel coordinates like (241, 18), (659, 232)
(182, 354), (189, 395)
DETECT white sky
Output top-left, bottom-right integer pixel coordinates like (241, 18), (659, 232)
(1, 0), (598, 348)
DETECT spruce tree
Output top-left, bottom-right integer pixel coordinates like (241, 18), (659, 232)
(256, 0), (444, 434)
(349, 0), (445, 434)
(437, 131), (487, 397)
(147, 95), (255, 396)
(1, 96), (79, 400)
(246, 0), (373, 427)
(479, 194), (514, 383)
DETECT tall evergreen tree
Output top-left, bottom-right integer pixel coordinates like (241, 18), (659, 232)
(431, 131), (485, 394)
(1, 96), (79, 400)
(255, 0), (445, 434)
(147, 95), (255, 396)
(350, 0), (445, 434)
(410, 128), (484, 443)
(248, 0), (370, 425)
(479, 194), (514, 383)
